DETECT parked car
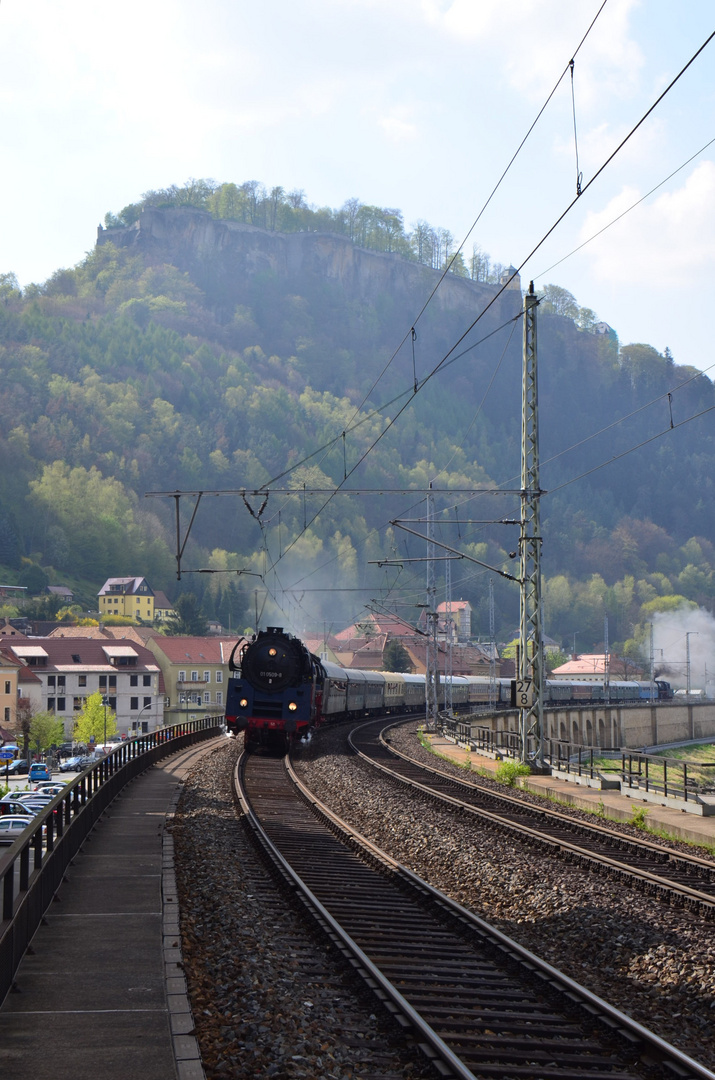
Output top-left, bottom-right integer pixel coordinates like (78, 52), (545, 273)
(14, 791), (53, 804)
(4, 759), (29, 776)
(33, 781), (68, 795)
(58, 756), (82, 773)
(0, 815), (35, 844)
(0, 794), (42, 816)
(28, 763), (51, 782)
(76, 756), (97, 769)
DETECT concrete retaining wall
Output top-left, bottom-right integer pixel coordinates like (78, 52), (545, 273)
(486, 702), (715, 749)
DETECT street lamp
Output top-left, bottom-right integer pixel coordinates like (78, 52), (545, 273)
(137, 701), (153, 735)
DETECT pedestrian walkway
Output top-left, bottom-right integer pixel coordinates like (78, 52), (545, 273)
(427, 734), (715, 850)
(0, 740), (220, 1080)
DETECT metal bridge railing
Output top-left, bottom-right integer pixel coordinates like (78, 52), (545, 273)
(0, 716), (223, 1005)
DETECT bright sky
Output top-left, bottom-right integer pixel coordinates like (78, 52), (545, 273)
(2, 0), (714, 373)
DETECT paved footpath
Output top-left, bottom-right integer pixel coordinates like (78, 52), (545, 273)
(0, 739), (222, 1080)
(428, 734), (715, 849)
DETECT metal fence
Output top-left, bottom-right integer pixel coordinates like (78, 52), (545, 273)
(0, 716), (223, 1005)
(620, 750), (715, 802)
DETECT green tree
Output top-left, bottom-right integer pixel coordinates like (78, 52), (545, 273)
(17, 562), (49, 595)
(29, 710), (65, 757)
(73, 691), (117, 746)
(165, 593), (208, 636)
(541, 284), (579, 319)
(383, 639), (413, 672)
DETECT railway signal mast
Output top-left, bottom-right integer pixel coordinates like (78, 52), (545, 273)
(519, 283), (545, 768)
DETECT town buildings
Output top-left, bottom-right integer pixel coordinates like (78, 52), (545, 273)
(7, 637), (164, 738)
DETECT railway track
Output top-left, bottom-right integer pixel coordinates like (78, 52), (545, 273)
(349, 719), (715, 916)
(238, 746), (715, 1080)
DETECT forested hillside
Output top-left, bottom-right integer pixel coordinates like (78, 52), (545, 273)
(1, 178), (713, 655)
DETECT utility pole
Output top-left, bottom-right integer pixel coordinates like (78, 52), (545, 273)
(489, 578), (496, 710)
(519, 283), (544, 767)
(603, 614), (610, 705)
(425, 483), (439, 731)
(686, 632), (698, 695)
(444, 554), (453, 714)
(649, 622), (655, 700)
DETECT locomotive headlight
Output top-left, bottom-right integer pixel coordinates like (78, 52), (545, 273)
(239, 698), (248, 708)
(288, 702), (298, 711)
(268, 647), (277, 657)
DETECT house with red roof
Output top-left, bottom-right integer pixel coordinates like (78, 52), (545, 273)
(8, 638), (164, 738)
(147, 636), (242, 724)
(550, 653), (643, 681)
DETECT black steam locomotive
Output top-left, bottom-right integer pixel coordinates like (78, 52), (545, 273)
(225, 626), (673, 751)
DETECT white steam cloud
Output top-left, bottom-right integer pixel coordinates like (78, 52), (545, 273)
(651, 606), (715, 695)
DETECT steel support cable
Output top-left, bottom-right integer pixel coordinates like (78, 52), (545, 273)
(262, 315), (521, 574)
(424, 26), (715, 396)
(262, 312), (521, 496)
(261, 0), (614, 499)
(235, 28), (715, 594)
(381, 31), (715, 528)
(430, 315), (520, 484)
(546, 400), (715, 496)
(536, 133), (715, 281)
(455, 356), (715, 521)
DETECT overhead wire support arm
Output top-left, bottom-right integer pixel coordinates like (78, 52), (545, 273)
(173, 491), (203, 581)
(390, 521), (522, 584)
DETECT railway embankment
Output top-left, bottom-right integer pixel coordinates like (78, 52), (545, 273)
(426, 731), (715, 847)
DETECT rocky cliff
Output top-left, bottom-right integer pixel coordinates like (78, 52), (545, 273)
(97, 207), (521, 324)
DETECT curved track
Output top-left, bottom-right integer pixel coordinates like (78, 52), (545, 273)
(350, 720), (715, 915)
(238, 745), (715, 1080)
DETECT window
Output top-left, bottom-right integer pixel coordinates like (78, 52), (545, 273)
(178, 670), (186, 682)
(4, 680), (10, 694)
(57, 698), (66, 711)
(143, 675), (151, 686)
(143, 696), (151, 708)
(73, 697), (84, 712)
(215, 670), (223, 684)
(57, 676), (66, 688)
(109, 676), (116, 689)
(203, 671), (211, 683)
(216, 691), (223, 706)
(99, 675), (106, 689)
(48, 675), (56, 688)
(108, 697), (116, 710)
(78, 675), (87, 687)
(130, 697), (139, 710)
(191, 671), (198, 681)
(48, 697), (55, 710)
(130, 675), (138, 687)
(3, 707), (9, 723)
(203, 691), (211, 704)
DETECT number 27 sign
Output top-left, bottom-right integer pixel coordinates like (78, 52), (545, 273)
(512, 678), (533, 708)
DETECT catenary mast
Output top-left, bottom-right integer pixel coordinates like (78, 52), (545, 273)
(519, 283), (544, 767)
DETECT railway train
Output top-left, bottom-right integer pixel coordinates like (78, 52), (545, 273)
(225, 626), (673, 751)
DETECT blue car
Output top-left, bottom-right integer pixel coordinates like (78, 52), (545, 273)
(28, 763), (51, 782)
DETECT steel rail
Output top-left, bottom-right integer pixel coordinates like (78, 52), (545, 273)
(238, 742), (715, 1080)
(235, 749), (480, 1080)
(350, 719), (715, 914)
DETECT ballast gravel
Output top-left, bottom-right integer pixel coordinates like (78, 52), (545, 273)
(173, 724), (715, 1077)
(294, 723), (715, 1071)
(171, 736), (436, 1080)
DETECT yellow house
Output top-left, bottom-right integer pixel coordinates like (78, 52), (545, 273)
(0, 647), (21, 728)
(98, 577), (155, 623)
